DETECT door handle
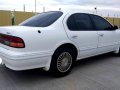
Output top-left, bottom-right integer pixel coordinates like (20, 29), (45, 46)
(72, 35), (78, 39)
(99, 33), (104, 37)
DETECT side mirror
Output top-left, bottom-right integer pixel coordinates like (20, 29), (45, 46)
(113, 25), (118, 30)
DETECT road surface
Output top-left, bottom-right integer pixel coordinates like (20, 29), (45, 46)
(0, 53), (120, 90)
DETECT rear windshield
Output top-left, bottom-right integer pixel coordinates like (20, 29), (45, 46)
(19, 11), (63, 27)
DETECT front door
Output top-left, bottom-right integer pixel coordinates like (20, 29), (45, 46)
(90, 14), (118, 53)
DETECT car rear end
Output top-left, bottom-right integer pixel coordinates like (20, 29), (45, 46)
(0, 26), (28, 70)
(0, 11), (67, 71)
(0, 26), (53, 70)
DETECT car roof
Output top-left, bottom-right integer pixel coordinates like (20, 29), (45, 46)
(61, 9), (94, 14)
(40, 9), (96, 16)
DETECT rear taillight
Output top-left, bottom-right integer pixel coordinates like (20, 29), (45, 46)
(0, 34), (25, 48)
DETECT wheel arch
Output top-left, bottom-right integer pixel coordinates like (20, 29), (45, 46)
(52, 43), (78, 59)
(44, 42), (79, 71)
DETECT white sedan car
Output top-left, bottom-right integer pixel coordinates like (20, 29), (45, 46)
(0, 10), (120, 77)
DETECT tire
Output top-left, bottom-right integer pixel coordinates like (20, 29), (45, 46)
(49, 47), (76, 77)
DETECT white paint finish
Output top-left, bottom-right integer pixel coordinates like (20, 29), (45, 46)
(64, 31), (98, 58)
(3, 55), (51, 71)
(0, 58), (2, 64)
(116, 30), (120, 45)
(97, 30), (119, 53)
(62, 11), (98, 58)
(0, 10), (120, 71)
(98, 31), (118, 47)
(0, 46), (52, 70)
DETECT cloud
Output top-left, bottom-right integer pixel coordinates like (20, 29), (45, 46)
(0, 0), (120, 9)
(54, 0), (120, 8)
(0, 0), (120, 17)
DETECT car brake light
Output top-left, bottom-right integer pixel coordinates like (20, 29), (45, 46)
(0, 34), (25, 48)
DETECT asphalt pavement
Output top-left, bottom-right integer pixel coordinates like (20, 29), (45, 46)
(0, 53), (120, 90)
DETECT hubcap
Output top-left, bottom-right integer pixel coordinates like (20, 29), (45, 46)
(57, 52), (72, 73)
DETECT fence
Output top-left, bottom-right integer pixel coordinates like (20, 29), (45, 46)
(105, 17), (120, 28)
(0, 10), (120, 28)
(0, 10), (35, 26)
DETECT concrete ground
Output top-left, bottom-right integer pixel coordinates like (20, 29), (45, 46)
(0, 53), (120, 90)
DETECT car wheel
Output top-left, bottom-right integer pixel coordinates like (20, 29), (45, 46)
(49, 48), (75, 77)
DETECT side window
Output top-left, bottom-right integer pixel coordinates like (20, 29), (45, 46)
(90, 15), (113, 30)
(67, 13), (93, 31)
(20, 11), (63, 27)
(67, 14), (77, 30)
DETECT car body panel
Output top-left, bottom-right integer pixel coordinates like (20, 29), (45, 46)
(62, 11), (99, 59)
(97, 31), (119, 54)
(0, 10), (120, 71)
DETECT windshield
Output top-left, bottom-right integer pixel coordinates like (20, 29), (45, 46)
(19, 11), (63, 27)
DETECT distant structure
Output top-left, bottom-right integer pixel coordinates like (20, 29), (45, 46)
(11, 11), (15, 25)
(23, 4), (26, 12)
(35, 0), (36, 13)
(94, 7), (97, 14)
(43, 7), (45, 12)
(59, 8), (61, 11)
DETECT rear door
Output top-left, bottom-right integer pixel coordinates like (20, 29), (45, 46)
(90, 14), (118, 53)
(63, 12), (98, 59)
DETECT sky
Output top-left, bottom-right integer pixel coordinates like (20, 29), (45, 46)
(0, 0), (120, 17)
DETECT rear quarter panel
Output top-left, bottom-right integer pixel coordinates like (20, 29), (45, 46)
(14, 18), (76, 56)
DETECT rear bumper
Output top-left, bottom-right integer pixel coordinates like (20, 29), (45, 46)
(0, 47), (52, 71)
